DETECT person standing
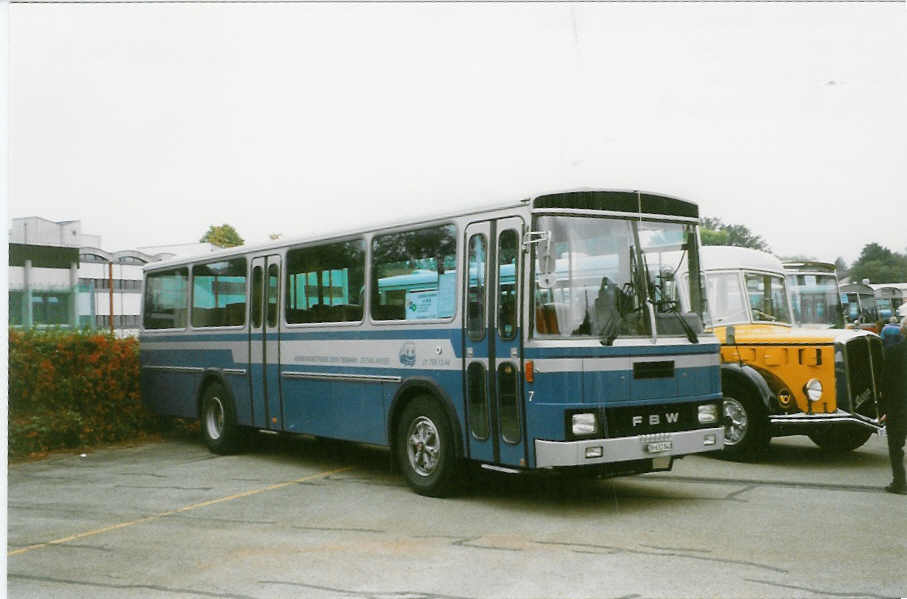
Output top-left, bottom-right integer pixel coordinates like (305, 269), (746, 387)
(881, 316), (904, 349)
(881, 317), (907, 494)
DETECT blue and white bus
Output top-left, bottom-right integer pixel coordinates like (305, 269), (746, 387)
(140, 190), (725, 496)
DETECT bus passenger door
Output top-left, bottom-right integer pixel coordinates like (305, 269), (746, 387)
(249, 255), (283, 431)
(463, 217), (526, 467)
(463, 222), (494, 463)
(493, 217), (525, 467)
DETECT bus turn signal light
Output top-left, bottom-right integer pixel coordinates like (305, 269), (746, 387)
(525, 360), (534, 383)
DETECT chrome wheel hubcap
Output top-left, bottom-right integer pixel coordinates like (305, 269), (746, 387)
(407, 416), (440, 477)
(723, 397), (748, 446)
(205, 396), (225, 441)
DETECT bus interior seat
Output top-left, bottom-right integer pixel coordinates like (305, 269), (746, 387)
(373, 304), (405, 321)
(310, 303), (332, 322)
(225, 302), (245, 325)
(333, 304), (362, 322)
(535, 303), (561, 335)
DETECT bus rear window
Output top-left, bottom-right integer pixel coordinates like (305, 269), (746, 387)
(191, 258), (247, 328)
(371, 224), (457, 322)
(144, 267), (189, 330)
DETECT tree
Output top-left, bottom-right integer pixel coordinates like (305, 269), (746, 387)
(849, 243), (907, 284)
(200, 224), (244, 248)
(700, 217), (770, 251)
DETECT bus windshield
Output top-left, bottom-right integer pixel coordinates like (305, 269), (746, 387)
(787, 273), (844, 327)
(744, 272), (792, 324)
(532, 215), (703, 340)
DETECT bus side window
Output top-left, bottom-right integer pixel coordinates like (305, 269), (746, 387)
(191, 258), (247, 328)
(143, 267), (189, 330)
(251, 266), (263, 328)
(371, 224), (457, 322)
(285, 240), (365, 325)
(498, 229), (518, 339)
(467, 233), (487, 341)
(267, 263), (279, 327)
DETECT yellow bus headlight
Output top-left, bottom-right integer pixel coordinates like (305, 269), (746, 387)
(804, 378), (823, 402)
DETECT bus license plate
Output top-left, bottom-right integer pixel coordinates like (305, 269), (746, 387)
(646, 441), (673, 453)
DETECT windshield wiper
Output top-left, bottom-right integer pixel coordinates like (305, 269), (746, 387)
(663, 301), (700, 344)
(599, 317), (619, 346)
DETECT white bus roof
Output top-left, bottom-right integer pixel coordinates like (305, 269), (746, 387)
(782, 260), (837, 275)
(700, 246), (784, 275)
(869, 283), (907, 291)
(144, 188), (700, 272)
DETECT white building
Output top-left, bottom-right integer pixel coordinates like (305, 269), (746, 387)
(9, 217), (217, 335)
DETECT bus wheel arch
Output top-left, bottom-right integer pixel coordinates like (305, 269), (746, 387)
(389, 381), (464, 497)
(393, 394), (462, 497)
(720, 369), (771, 459)
(197, 374), (246, 455)
(388, 379), (464, 462)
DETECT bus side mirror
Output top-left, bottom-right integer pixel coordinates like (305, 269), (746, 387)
(524, 231), (555, 274)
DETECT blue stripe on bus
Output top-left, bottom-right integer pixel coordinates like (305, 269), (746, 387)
(141, 328), (463, 344)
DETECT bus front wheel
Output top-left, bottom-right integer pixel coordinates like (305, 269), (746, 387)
(396, 397), (460, 497)
(721, 382), (770, 460)
(200, 382), (245, 455)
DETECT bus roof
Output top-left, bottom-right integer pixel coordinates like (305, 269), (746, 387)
(700, 246), (784, 275)
(145, 188), (700, 272)
(782, 260), (837, 275)
(840, 282), (875, 295)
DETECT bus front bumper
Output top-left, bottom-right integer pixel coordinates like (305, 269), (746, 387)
(769, 410), (884, 431)
(534, 427), (725, 469)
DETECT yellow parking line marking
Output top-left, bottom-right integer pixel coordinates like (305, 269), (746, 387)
(9, 465), (354, 557)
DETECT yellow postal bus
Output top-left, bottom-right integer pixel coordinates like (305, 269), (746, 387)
(680, 246), (884, 457)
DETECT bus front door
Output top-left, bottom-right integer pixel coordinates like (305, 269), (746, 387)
(463, 217), (526, 467)
(249, 255), (283, 431)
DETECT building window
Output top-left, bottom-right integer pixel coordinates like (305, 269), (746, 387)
(79, 253), (108, 264)
(9, 291), (25, 326)
(32, 292), (71, 326)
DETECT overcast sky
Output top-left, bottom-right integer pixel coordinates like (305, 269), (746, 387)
(8, 1), (907, 266)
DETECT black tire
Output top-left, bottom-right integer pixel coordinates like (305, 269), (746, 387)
(721, 381), (770, 460)
(395, 396), (460, 497)
(200, 382), (246, 455)
(808, 425), (873, 452)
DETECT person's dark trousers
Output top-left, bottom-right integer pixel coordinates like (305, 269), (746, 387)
(888, 426), (906, 489)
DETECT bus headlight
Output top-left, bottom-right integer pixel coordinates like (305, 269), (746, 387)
(698, 404), (719, 424)
(572, 413), (597, 436)
(804, 378), (823, 402)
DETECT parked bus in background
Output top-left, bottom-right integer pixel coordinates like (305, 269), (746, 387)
(870, 285), (904, 322)
(840, 281), (880, 332)
(140, 190), (725, 496)
(677, 246), (884, 457)
(782, 260), (844, 329)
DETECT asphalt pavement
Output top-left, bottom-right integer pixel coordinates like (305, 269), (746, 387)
(7, 431), (907, 598)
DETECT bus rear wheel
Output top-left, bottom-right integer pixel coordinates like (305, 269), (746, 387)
(396, 396), (460, 497)
(200, 382), (246, 455)
(808, 425), (873, 452)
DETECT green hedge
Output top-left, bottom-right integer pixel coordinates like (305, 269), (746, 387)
(8, 329), (162, 457)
